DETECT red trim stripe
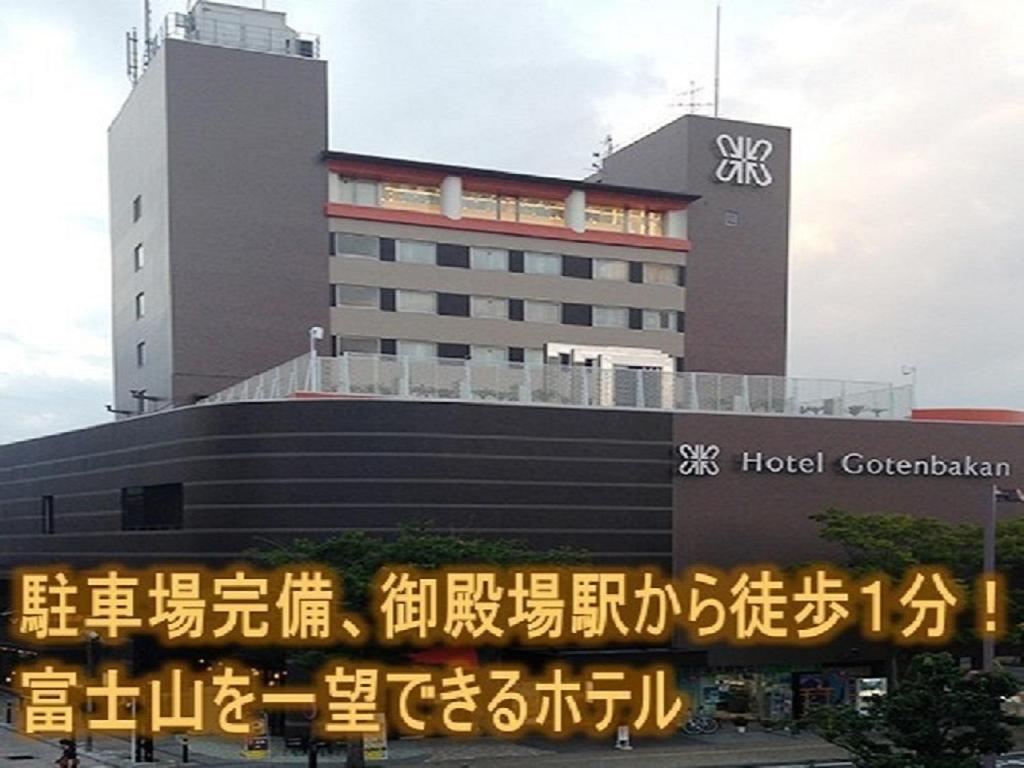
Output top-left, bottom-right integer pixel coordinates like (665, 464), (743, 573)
(324, 203), (690, 251)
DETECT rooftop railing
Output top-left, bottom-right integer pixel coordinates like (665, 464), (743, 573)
(160, 12), (320, 59)
(202, 353), (914, 420)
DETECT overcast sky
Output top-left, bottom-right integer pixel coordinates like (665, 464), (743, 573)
(0, 0), (1022, 444)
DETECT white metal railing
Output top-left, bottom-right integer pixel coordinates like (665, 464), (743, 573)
(160, 12), (320, 59)
(202, 353), (914, 420)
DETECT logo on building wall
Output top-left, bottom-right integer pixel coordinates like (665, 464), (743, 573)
(678, 444), (720, 476)
(714, 134), (774, 187)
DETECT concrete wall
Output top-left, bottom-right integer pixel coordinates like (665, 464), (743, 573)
(163, 40), (329, 404)
(598, 115), (790, 376)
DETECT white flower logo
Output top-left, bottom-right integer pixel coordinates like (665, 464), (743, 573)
(714, 134), (773, 187)
(678, 443), (721, 477)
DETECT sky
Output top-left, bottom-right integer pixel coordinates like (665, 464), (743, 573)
(0, 0), (1022, 444)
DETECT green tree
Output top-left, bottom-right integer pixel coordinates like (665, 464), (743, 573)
(812, 508), (1024, 643)
(813, 652), (1019, 768)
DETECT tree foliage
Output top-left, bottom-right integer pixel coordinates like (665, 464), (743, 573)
(812, 652), (1019, 768)
(812, 508), (1024, 642)
(253, 527), (585, 612)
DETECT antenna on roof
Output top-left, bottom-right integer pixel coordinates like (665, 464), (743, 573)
(143, 0), (153, 66)
(125, 27), (139, 84)
(713, 2), (721, 117)
(673, 80), (713, 114)
(590, 134), (615, 172)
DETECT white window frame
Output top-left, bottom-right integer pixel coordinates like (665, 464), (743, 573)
(396, 289), (436, 314)
(524, 300), (560, 324)
(335, 284), (379, 308)
(523, 252), (561, 275)
(396, 240), (436, 265)
(593, 306), (629, 328)
(470, 247), (509, 271)
(470, 295), (508, 319)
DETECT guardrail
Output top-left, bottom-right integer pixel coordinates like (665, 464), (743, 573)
(203, 353), (913, 420)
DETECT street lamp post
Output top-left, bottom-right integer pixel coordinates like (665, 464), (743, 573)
(981, 485), (1024, 768)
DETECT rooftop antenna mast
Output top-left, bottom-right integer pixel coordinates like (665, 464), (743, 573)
(673, 80), (713, 114)
(125, 27), (139, 84)
(143, 0), (153, 67)
(713, 2), (721, 117)
(591, 134), (614, 172)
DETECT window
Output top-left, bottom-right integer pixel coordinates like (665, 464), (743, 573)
(517, 198), (565, 227)
(471, 296), (508, 319)
(522, 348), (545, 366)
(648, 212), (664, 236)
(332, 232), (379, 258)
(470, 247), (508, 271)
(524, 300), (559, 323)
(498, 196), (518, 221)
(397, 340), (435, 359)
(135, 341), (146, 368)
(132, 195), (142, 222)
(337, 177), (379, 206)
(643, 309), (673, 330)
(396, 240), (436, 265)
(645, 263), (677, 285)
(41, 495), (54, 534)
(121, 484), (183, 531)
(593, 258), (629, 281)
(133, 243), (144, 271)
(593, 306), (629, 328)
(335, 284), (379, 308)
(524, 252), (561, 275)
(379, 182), (441, 213)
(461, 191), (499, 220)
(396, 289), (435, 314)
(134, 292), (145, 319)
(586, 205), (626, 232)
(437, 293), (470, 316)
(337, 336), (378, 354)
(561, 303), (592, 326)
(436, 243), (470, 268)
(626, 209), (646, 234)
(471, 345), (506, 363)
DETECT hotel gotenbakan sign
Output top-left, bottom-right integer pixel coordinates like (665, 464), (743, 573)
(677, 443), (1012, 479)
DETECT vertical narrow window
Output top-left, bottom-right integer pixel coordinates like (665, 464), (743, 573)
(132, 195), (142, 222)
(41, 495), (55, 534)
(135, 292), (145, 319)
(133, 243), (144, 271)
(136, 341), (146, 367)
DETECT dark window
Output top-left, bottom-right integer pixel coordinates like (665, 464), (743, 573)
(135, 341), (146, 367)
(132, 195), (142, 222)
(41, 496), (54, 534)
(437, 343), (470, 359)
(675, 357), (686, 372)
(380, 338), (397, 355)
(436, 243), (470, 268)
(330, 285), (336, 306)
(331, 334), (339, 356)
(437, 293), (470, 316)
(509, 250), (524, 273)
(379, 238), (396, 262)
(676, 311), (686, 333)
(337, 337), (378, 354)
(628, 308), (643, 330)
(629, 262), (643, 283)
(562, 255), (592, 279)
(508, 347), (524, 363)
(678, 265), (687, 286)
(379, 288), (396, 312)
(562, 303), (592, 326)
(508, 298), (524, 321)
(121, 484), (183, 531)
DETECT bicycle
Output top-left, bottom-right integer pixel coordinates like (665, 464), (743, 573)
(681, 712), (721, 735)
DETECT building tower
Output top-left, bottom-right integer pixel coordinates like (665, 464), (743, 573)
(109, 1), (328, 413)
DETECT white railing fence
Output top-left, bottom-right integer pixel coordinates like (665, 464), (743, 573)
(202, 353), (913, 420)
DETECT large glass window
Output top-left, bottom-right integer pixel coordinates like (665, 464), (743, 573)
(648, 212), (664, 237)
(338, 336), (378, 354)
(335, 284), (379, 308)
(499, 196), (518, 221)
(518, 198), (565, 227)
(332, 232), (379, 259)
(643, 309), (673, 330)
(593, 306), (629, 328)
(645, 263), (677, 285)
(396, 240), (436, 265)
(593, 258), (629, 281)
(524, 252), (561, 275)
(586, 205), (626, 232)
(397, 340), (435, 359)
(626, 209), (646, 235)
(461, 191), (499, 220)
(524, 300), (559, 324)
(470, 247), (508, 271)
(380, 182), (441, 213)
(471, 345), (506, 363)
(342, 178), (379, 206)
(471, 295), (508, 319)
(396, 290), (436, 313)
